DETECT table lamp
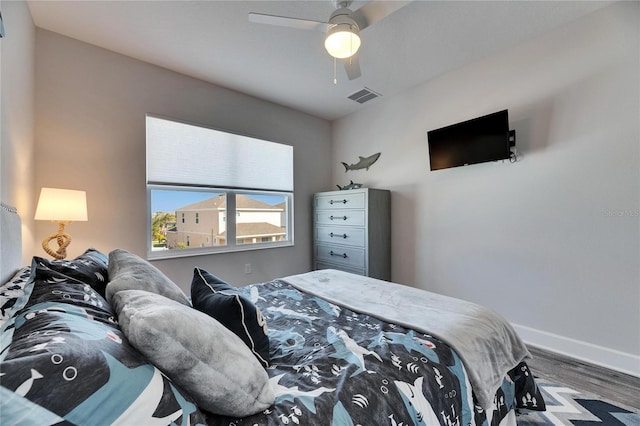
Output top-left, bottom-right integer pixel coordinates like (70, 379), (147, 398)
(35, 188), (88, 260)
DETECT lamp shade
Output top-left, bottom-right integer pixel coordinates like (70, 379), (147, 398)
(35, 188), (88, 222)
(325, 23), (361, 59)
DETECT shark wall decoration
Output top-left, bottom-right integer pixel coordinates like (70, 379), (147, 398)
(341, 152), (381, 172)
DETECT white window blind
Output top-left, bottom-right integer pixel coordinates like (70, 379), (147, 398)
(146, 115), (293, 191)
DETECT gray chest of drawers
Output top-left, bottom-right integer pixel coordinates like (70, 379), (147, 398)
(313, 188), (390, 280)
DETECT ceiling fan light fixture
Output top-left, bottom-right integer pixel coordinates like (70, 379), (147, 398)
(325, 24), (361, 58)
(324, 10), (361, 59)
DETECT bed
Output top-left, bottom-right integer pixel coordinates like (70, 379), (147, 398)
(0, 205), (545, 425)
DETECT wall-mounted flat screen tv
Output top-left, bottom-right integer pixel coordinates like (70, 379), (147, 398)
(427, 109), (511, 171)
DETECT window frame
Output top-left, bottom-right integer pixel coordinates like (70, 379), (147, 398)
(147, 185), (294, 260)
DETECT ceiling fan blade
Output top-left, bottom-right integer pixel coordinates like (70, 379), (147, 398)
(343, 54), (361, 80)
(350, 1), (412, 31)
(248, 12), (329, 32)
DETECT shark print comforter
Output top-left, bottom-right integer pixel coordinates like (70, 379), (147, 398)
(209, 279), (545, 426)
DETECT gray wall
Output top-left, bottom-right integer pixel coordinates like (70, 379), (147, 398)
(1, 0), (36, 265)
(33, 29), (332, 288)
(331, 2), (639, 374)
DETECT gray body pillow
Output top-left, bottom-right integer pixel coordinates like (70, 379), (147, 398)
(111, 289), (274, 417)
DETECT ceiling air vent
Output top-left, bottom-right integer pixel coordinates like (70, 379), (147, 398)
(348, 87), (381, 104)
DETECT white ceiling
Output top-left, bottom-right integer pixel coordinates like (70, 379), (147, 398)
(27, 0), (612, 121)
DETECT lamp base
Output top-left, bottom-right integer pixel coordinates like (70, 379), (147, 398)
(42, 222), (71, 260)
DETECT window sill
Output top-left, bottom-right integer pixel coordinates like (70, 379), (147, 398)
(147, 241), (295, 261)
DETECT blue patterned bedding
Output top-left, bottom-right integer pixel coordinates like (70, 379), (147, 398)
(0, 249), (545, 425)
(205, 280), (544, 425)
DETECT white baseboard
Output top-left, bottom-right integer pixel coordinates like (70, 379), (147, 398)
(512, 323), (640, 378)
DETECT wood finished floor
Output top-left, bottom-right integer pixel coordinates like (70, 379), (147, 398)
(526, 345), (640, 411)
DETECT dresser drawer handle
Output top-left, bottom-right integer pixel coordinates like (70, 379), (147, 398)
(330, 232), (348, 239)
(329, 199), (348, 205)
(330, 215), (347, 221)
(329, 251), (348, 259)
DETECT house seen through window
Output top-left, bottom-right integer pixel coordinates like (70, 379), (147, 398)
(146, 115), (294, 258)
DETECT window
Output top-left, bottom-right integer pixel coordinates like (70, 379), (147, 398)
(146, 115), (294, 259)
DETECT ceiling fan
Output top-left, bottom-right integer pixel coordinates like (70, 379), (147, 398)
(249, 1), (411, 80)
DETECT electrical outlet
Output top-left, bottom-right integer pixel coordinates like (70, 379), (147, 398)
(244, 263), (252, 274)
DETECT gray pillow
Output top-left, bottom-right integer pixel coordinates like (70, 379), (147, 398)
(106, 249), (190, 306)
(111, 289), (274, 417)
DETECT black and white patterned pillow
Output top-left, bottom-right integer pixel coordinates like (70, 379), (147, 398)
(33, 248), (109, 297)
(0, 254), (208, 424)
(0, 267), (33, 326)
(191, 267), (270, 367)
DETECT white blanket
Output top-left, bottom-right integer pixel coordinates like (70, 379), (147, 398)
(282, 269), (530, 411)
